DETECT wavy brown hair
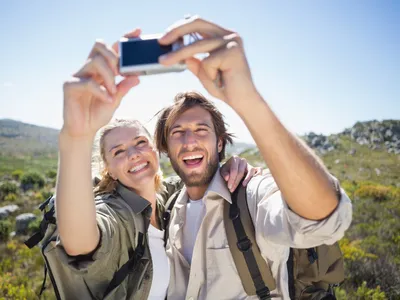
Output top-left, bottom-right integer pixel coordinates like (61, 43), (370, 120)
(92, 119), (164, 196)
(154, 91), (234, 161)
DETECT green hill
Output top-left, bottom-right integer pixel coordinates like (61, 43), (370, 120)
(0, 119), (59, 176)
(0, 118), (399, 299)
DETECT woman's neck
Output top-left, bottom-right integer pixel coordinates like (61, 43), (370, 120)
(135, 186), (160, 229)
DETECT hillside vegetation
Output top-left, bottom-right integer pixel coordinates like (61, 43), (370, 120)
(0, 119), (399, 299)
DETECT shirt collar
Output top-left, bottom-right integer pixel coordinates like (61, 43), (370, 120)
(175, 166), (232, 207)
(115, 182), (152, 214)
(204, 167), (232, 204)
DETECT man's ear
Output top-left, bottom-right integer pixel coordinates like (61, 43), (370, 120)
(217, 138), (223, 153)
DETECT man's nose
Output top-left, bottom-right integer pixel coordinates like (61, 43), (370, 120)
(183, 130), (198, 148)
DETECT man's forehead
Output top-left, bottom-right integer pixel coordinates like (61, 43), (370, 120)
(171, 106), (213, 127)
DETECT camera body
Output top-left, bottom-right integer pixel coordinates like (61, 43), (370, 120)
(119, 34), (186, 76)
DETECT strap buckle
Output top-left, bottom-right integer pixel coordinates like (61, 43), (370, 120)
(256, 286), (271, 300)
(237, 237), (252, 252)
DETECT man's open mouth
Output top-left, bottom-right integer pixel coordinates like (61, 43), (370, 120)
(182, 154), (204, 166)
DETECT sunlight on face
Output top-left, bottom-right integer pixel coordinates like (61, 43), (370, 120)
(104, 126), (160, 193)
(167, 106), (222, 187)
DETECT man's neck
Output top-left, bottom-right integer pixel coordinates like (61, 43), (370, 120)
(186, 185), (208, 201)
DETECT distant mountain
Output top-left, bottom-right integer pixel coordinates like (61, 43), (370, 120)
(0, 119), (255, 157)
(0, 119), (59, 156)
(1, 118), (399, 176)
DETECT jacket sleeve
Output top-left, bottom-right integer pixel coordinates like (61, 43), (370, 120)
(159, 176), (185, 204)
(246, 170), (353, 248)
(55, 201), (123, 274)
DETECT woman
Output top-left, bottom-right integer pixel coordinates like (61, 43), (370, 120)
(52, 29), (260, 300)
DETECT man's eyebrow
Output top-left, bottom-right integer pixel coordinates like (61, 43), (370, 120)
(197, 122), (212, 128)
(170, 122), (212, 131)
(108, 136), (142, 152)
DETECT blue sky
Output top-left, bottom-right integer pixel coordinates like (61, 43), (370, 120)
(0, 0), (399, 143)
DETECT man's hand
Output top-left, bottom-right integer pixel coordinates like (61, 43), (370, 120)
(158, 16), (259, 106)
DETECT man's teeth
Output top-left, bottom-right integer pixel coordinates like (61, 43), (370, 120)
(129, 163), (148, 173)
(183, 155), (204, 160)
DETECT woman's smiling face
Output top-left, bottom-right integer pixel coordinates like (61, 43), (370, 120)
(103, 125), (159, 193)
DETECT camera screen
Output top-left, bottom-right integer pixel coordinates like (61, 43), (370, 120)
(121, 39), (172, 66)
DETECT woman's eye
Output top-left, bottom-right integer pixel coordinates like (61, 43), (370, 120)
(114, 149), (125, 156)
(137, 140), (147, 146)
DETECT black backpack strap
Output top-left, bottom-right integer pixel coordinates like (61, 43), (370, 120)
(39, 263), (48, 295)
(25, 198), (56, 249)
(287, 248), (295, 300)
(225, 183), (276, 300)
(162, 189), (181, 247)
(103, 232), (146, 297)
(307, 248), (318, 264)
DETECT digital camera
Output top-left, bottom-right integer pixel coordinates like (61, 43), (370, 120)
(119, 34), (186, 76)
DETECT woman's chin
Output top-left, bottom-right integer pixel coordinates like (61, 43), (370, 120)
(123, 171), (157, 192)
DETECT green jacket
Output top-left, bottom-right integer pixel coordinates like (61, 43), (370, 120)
(44, 177), (183, 300)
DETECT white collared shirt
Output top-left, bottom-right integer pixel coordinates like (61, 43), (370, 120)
(166, 169), (353, 300)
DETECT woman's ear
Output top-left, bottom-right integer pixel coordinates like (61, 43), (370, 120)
(107, 172), (116, 180)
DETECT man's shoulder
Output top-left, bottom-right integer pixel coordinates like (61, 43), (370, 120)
(245, 169), (278, 194)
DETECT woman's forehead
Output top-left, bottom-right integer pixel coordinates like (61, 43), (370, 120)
(105, 126), (149, 148)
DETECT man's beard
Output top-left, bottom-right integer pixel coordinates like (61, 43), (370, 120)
(169, 147), (219, 187)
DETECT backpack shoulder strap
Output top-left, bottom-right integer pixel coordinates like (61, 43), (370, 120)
(162, 188), (182, 247)
(24, 196), (56, 249)
(101, 194), (150, 297)
(224, 183), (276, 300)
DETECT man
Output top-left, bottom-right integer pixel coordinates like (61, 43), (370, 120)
(155, 17), (353, 299)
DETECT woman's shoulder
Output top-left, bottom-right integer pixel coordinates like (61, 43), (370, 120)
(94, 192), (130, 218)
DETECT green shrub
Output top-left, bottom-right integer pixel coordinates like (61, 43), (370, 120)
(0, 240), (56, 299)
(20, 171), (45, 190)
(40, 189), (53, 201)
(11, 169), (24, 181)
(354, 184), (393, 202)
(335, 282), (387, 300)
(45, 169), (57, 179)
(4, 193), (18, 202)
(354, 281), (386, 299)
(0, 220), (12, 241)
(27, 218), (41, 234)
(339, 238), (377, 261)
(0, 182), (18, 197)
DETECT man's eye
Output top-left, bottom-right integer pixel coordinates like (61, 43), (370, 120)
(196, 128), (208, 134)
(137, 140), (147, 146)
(172, 130), (184, 135)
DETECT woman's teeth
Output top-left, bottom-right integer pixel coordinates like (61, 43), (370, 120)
(129, 162), (148, 173)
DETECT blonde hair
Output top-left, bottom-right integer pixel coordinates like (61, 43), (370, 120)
(92, 119), (164, 196)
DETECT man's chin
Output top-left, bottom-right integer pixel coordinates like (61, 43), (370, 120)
(183, 173), (211, 187)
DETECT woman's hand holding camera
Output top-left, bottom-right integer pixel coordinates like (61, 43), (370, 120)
(61, 30), (141, 139)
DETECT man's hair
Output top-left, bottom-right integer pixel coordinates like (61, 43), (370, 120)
(154, 91), (234, 161)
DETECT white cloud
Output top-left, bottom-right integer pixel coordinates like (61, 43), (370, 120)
(3, 82), (14, 87)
